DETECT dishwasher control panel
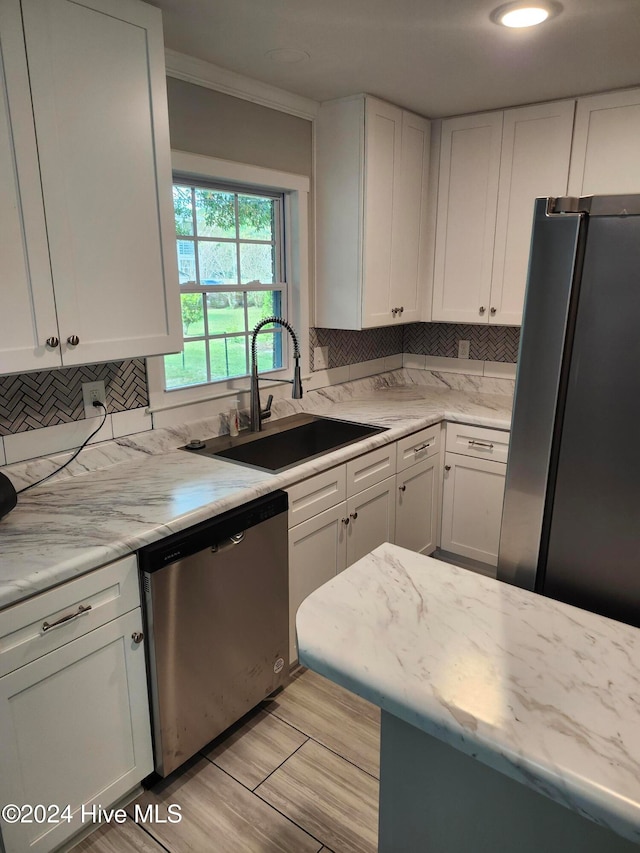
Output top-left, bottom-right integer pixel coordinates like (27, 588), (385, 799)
(138, 489), (288, 572)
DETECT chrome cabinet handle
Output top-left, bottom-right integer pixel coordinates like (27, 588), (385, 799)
(46, 336), (59, 348)
(349, 512), (358, 520)
(42, 604), (91, 632)
(479, 306), (486, 314)
(399, 484), (406, 492)
(490, 307), (497, 315)
(67, 335), (80, 346)
(413, 443), (429, 453)
(445, 465), (451, 471)
(468, 440), (494, 449)
(342, 517), (350, 526)
(131, 632), (144, 644)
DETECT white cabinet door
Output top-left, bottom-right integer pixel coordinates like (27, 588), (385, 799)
(390, 110), (430, 325)
(0, 0), (60, 373)
(490, 100), (574, 326)
(362, 98), (403, 327)
(0, 608), (153, 853)
(18, 0), (181, 366)
(346, 476), (396, 568)
(315, 95), (430, 330)
(569, 88), (640, 196)
(288, 503), (348, 663)
(440, 452), (506, 568)
(432, 111), (503, 323)
(363, 108), (430, 326)
(314, 95), (365, 330)
(396, 455), (440, 556)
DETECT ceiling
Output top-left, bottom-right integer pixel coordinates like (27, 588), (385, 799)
(152, 0), (640, 118)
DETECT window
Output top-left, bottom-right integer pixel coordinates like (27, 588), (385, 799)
(163, 180), (288, 390)
(147, 153), (309, 415)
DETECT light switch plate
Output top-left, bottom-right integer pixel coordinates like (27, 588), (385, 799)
(457, 340), (470, 359)
(314, 346), (329, 370)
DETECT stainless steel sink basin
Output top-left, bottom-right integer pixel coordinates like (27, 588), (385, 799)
(181, 413), (386, 472)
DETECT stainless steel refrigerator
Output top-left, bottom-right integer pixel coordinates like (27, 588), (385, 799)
(498, 194), (640, 628)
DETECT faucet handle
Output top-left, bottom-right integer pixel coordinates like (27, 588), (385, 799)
(261, 394), (273, 420)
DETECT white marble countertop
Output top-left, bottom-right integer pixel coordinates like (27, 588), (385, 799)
(0, 370), (511, 609)
(296, 543), (640, 844)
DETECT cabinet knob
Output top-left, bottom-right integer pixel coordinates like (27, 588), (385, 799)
(445, 465), (451, 471)
(391, 307), (397, 316)
(399, 484), (406, 492)
(399, 306), (404, 314)
(479, 306), (486, 315)
(349, 511), (358, 520)
(45, 336), (60, 348)
(490, 307), (497, 315)
(67, 335), (80, 346)
(131, 631), (144, 644)
(342, 517), (350, 526)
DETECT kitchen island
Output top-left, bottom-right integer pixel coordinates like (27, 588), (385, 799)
(296, 543), (640, 852)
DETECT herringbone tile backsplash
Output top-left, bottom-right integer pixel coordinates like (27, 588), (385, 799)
(0, 360), (148, 436)
(310, 323), (519, 370)
(310, 327), (404, 370)
(0, 323), (517, 436)
(403, 323), (520, 362)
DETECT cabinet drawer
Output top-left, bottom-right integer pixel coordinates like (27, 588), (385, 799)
(445, 423), (510, 463)
(287, 466), (347, 527)
(396, 425), (441, 472)
(346, 445), (397, 497)
(0, 554), (139, 678)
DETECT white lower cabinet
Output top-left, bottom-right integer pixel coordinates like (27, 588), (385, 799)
(395, 455), (440, 555)
(440, 451), (507, 570)
(288, 503), (348, 664)
(0, 556), (153, 853)
(287, 428), (443, 663)
(395, 425), (442, 556)
(288, 475), (398, 663)
(345, 477), (397, 567)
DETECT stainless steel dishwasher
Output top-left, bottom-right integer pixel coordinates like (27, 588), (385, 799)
(139, 490), (289, 777)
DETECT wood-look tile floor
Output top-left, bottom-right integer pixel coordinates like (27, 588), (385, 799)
(71, 669), (380, 853)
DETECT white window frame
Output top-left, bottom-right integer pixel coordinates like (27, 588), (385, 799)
(147, 151), (310, 414)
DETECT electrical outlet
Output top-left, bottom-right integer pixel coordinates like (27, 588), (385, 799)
(314, 346), (329, 370)
(82, 381), (106, 418)
(457, 340), (470, 359)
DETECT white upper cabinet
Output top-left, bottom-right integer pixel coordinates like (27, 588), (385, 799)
(0, 1), (60, 374)
(490, 100), (575, 325)
(315, 95), (430, 329)
(0, 0), (181, 374)
(432, 111), (503, 324)
(432, 101), (574, 326)
(390, 111), (433, 325)
(568, 88), (640, 196)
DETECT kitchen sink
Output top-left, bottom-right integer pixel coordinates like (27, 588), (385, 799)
(181, 413), (386, 472)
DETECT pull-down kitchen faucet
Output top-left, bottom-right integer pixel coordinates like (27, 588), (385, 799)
(250, 316), (303, 431)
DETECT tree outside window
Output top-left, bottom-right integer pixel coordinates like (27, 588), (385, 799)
(164, 181), (286, 390)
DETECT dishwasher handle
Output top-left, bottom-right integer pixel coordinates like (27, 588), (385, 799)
(211, 531), (246, 554)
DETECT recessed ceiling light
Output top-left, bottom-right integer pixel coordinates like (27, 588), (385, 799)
(265, 48), (310, 64)
(490, 2), (562, 28)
